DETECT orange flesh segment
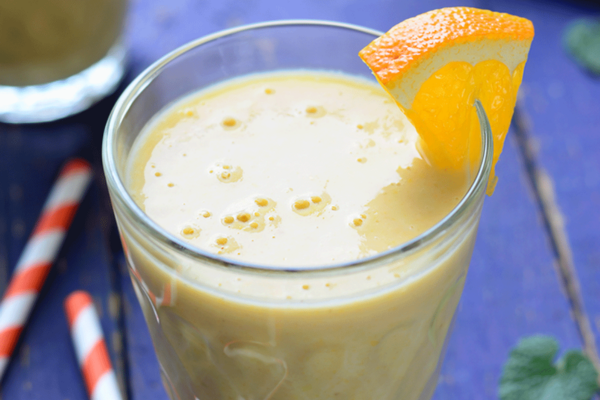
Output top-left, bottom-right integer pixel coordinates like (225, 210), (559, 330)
(408, 60), (525, 186)
(359, 7), (534, 194)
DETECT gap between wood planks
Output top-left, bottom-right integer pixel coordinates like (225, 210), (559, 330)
(512, 104), (600, 380)
(92, 155), (133, 400)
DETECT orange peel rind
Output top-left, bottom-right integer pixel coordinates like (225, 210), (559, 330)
(359, 7), (534, 194)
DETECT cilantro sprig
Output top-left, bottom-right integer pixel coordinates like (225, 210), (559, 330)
(499, 335), (599, 400)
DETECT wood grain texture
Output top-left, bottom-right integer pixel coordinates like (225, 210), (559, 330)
(117, 1), (584, 400)
(0, 133), (124, 399)
(0, 0), (594, 399)
(486, 0), (600, 372)
(0, 87), (127, 398)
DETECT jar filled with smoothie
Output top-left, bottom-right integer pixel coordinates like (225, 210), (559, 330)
(103, 11), (532, 400)
(0, 0), (127, 123)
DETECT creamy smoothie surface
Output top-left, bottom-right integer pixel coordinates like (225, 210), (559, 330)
(128, 72), (469, 266)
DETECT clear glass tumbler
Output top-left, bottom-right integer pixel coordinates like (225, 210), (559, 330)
(103, 21), (493, 400)
(0, 0), (127, 123)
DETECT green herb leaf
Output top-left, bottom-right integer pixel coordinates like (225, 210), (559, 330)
(564, 19), (600, 75)
(499, 335), (599, 400)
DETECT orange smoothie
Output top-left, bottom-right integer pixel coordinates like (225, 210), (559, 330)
(121, 71), (480, 400)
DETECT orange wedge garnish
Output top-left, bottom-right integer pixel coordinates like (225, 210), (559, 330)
(359, 7), (534, 194)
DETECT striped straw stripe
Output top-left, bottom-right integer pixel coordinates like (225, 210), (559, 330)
(65, 291), (123, 400)
(0, 294), (37, 332)
(0, 159), (92, 381)
(92, 371), (121, 400)
(3, 265), (50, 299)
(72, 306), (104, 366)
(14, 231), (65, 273)
(32, 204), (80, 236)
(44, 169), (92, 211)
(0, 328), (23, 359)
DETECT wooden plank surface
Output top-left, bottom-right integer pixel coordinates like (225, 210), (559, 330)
(118, 1), (586, 400)
(487, 0), (600, 369)
(0, 0), (594, 399)
(0, 119), (125, 399)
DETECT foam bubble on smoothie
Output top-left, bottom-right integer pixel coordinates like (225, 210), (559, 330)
(291, 193), (331, 216)
(211, 162), (243, 183)
(181, 225), (200, 239)
(221, 196), (276, 233)
(305, 105), (326, 118)
(211, 236), (240, 254)
(200, 210), (212, 218)
(221, 117), (241, 130)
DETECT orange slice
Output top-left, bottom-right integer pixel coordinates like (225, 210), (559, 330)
(359, 7), (534, 194)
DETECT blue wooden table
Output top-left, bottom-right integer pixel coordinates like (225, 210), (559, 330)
(1, 0), (599, 399)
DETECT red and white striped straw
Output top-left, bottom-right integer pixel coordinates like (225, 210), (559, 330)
(0, 159), (92, 380)
(65, 291), (123, 400)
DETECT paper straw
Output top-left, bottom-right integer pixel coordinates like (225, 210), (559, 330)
(0, 159), (92, 380)
(65, 291), (123, 400)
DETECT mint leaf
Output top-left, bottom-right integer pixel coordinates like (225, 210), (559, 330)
(564, 19), (600, 75)
(499, 335), (599, 400)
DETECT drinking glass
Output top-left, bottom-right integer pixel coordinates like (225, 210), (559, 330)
(0, 0), (127, 123)
(103, 21), (493, 400)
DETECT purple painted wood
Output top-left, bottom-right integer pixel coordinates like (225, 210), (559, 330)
(437, 136), (582, 399)
(124, 0), (484, 77)
(117, 1), (584, 400)
(0, 0), (594, 399)
(487, 0), (600, 364)
(0, 100), (126, 398)
(118, 253), (163, 399)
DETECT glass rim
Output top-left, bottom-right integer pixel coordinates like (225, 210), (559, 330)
(102, 19), (493, 275)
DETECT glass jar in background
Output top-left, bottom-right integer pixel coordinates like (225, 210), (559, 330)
(0, 0), (127, 123)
